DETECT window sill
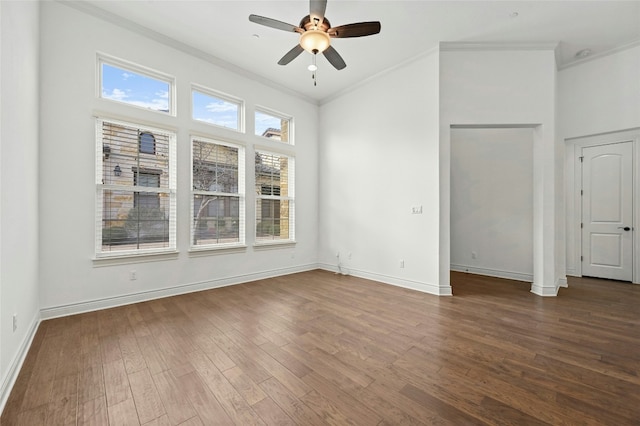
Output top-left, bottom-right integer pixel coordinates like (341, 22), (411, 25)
(188, 244), (247, 257)
(92, 250), (179, 267)
(253, 240), (296, 251)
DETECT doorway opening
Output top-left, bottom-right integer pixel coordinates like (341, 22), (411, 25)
(450, 127), (534, 293)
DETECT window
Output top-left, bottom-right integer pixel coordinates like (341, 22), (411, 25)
(191, 137), (245, 248)
(255, 108), (292, 144)
(192, 86), (243, 131)
(255, 150), (294, 242)
(139, 132), (156, 154)
(97, 119), (176, 255)
(99, 55), (174, 114)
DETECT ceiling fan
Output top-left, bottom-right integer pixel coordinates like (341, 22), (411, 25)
(249, 0), (381, 71)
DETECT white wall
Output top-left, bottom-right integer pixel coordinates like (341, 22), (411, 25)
(559, 45), (640, 139)
(450, 128), (533, 281)
(440, 48), (562, 295)
(0, 0), (41, 411)
(318, 50), (445, 295)
(560, 46), (640, 277)
(38, 2), (319, 316)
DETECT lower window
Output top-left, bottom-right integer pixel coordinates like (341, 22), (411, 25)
(191, 136), (245, 248)
(255, 150), (294, 242)
(97, 119), (176, 256)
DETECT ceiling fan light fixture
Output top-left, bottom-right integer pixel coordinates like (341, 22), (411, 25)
(300, 29), (330, 53)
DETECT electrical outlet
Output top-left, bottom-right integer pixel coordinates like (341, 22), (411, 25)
(471, 252), (477, 259)
(12, 314), (17, 332)
(348, 252), (352, 260)
(130, 270), (137, 280)
(400, 260), (405, 268)
(411, 206), (423, 214)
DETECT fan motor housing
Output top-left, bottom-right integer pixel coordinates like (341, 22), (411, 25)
(300, 15), (331, 32)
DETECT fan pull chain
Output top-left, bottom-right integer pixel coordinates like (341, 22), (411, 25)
(310, 53), (318, 86)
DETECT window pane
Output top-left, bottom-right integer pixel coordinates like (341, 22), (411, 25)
(255, 152), (289, 197)
(192, 90), (240, 130)
(101, 62), (170, 113)
(255, 110), (290, 143)
(192, 141), (239, 192)
(256, 200), (290, 241)
(102, 189), (171, 252)
(193, 195), (240, 245)
(101, 121), (169, 187)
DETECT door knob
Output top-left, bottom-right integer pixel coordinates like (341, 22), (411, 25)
(618, 226), (631, 231)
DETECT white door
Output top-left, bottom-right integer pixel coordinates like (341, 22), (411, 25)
(582, 142), (633, 281)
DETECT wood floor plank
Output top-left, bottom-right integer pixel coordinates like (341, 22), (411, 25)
(186, 350), (265, 425)
(45, 373), (78, 425)
(222, 366), (267, 405)
(258, 377), (326, 426)
(107, 396), (140, 426)
(302, 371), (381, 425)
(78, 396), (109, 426)
(251, 396), (297, 426)
(151, 370), (197, 425)
(128, 368), (166, 424)
(174, 371), (235, 425)
(78, 363), (105, 404)
(141, 414), (171, 426)
(119, 331), (148, 375)
(3, 271), (640, 425)
(103, 358), (133, 407)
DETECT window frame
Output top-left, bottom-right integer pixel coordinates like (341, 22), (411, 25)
(190, 135), (246, 251)
(97, 54), (176, 116)
(254, 147), (295, 245)
(95, 117), (177, 258)
(191, 84), (245, 133)
(254, 106), (294, 145)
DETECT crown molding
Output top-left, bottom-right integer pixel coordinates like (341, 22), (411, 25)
(439, 41), (559, 52)
(558, 39), (640, 71)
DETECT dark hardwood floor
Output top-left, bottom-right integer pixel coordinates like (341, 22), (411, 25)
(2, 270), (639, 425)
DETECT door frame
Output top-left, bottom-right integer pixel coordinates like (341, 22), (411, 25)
(566, 128), (639, 283)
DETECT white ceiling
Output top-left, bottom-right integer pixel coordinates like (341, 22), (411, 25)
(77, 1), (640, 103)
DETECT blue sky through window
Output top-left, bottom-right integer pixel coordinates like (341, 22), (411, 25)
(101, 63), (170, 112)
(255, 111), (282, 137)
(192, 91), (239, 130)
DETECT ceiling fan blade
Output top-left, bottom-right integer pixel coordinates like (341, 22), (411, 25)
(310, 0), (327, 24)
(278, 44), (305, 65)
(328, 21), (381, 38)
(323, 45), (346, 70)
(249, 14), (302, 33)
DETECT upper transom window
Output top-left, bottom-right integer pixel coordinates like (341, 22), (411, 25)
(192, 85), (243, 132)
(255, 108), (292, 144)
(99, 55), (175, 115)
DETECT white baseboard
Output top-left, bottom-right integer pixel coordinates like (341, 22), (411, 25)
(318, 263), (451, 296)
(450, 264), (533, 282)
(530, 283), (560, 296)
(557, 277), (569, 288)
(40, 263), (318, 319)
(531, 276), (567, 296)
(0, 314), (40, 415)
